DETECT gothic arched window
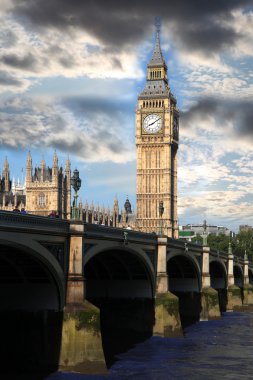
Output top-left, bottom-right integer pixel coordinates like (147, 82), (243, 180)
(38, 193), (46, 207)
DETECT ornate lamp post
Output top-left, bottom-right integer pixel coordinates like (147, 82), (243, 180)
(71, 168), (82, 220)
(159, 200), (164, 235)
(202, 219), (208, 246)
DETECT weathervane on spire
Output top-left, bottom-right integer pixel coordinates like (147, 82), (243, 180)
(155, 16), (161, 34)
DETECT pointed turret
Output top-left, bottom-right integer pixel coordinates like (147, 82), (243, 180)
(85, 200), (89, 222)
(65, 156), (71, 177)
(53, 150), (58, 167)
(40, 157), (45, 182)
(113, 195), (119, 227)
(3, 157), (11, 192)
(26, 151), (32, 184)
(148, 31), (166, 68)
(124, 195), (132, 214)
(52, 151), (58, 181)
(65, 157), (71, 219)
(139, 24), (170, 98)
(113, 195), (119, 210)
(107, 205), (111, 226)
(101, 203), (105, 225)
(3, 157), (9, 171)
(91, 200), (95, 224)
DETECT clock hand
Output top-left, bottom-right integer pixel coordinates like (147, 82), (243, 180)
(148, 118), (161, 127)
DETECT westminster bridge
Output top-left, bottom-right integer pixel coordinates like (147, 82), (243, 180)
(0, 210), (252, 376)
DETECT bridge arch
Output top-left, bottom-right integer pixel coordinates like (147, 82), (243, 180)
(83, 245), (156, 365)
(83, 245), (155, 300)
(209, 258), (227, 312)
(166, 251), (201, 327)
(234, 263), (244, 288)
(166, 252), (201, 293)
(0, 239), (65, 311)
(209, 259), (227, 289)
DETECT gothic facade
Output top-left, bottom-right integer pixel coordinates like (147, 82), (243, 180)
(0, 152), (71, 218)
(135, 29), (179, 237)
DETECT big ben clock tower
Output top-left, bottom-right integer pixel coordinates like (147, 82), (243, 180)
(135, 25), (179, 238)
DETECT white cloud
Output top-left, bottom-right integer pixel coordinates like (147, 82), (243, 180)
(0, 96), (135, 163)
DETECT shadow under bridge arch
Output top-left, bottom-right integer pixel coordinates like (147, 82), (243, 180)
(0, 241), (65, 375)
(0, 242), (65, 311)
(83, 246), (155, 301)
(234, 264), (244, 288)
(83, 246), (156, 367)
(249, 268), (253, 285)
(210, 259), (227, 312)
(167, 252), (201, 328)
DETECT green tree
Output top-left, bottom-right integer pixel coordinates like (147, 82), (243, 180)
(233, 229), (253, 259)
(191, 235), (203, 245)
(186, 230), (253, 261)
(207, 234), (230, 252)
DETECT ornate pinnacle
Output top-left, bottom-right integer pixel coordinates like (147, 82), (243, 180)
(4, 156), (9, 169)
(228, 241), (233, 256)
(244, 249), (248, 261)
(202, 220), (208, 246)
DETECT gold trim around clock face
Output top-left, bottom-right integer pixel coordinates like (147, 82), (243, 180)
(142, 112), (164, 134)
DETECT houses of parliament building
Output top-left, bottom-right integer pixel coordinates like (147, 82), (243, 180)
(0, 152), (71, 219)
(0, 27), (179, 237)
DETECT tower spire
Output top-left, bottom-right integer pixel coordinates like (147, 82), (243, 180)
(148, 18), (165, 68)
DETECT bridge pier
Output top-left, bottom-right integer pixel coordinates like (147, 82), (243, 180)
(200, 246), (220, 320)
(154, 236), (182, 337)
(226, 249), (242, 311)
(59, 222), (107, 374)
(243, 256), (253, 305)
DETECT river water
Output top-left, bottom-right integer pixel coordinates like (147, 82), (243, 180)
(47, 311), (253, 380)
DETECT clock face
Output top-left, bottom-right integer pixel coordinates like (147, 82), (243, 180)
(143, 114), (162, 134)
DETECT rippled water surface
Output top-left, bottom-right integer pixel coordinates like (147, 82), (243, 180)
(48, 312), (253, 380)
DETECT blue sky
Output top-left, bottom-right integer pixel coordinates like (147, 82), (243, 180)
(1, 1), (253, 231)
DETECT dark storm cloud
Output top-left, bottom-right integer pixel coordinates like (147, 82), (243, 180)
(0, 30), (17, 48)
(1, 53), (37, 71)
(175, 23), (239, 54)
(0, 96), (134, 162)
(0, 71), (23, 87)
(11, 0), (252, 54)
(62, 96), (131, 115)
(181, 97), (253, 138)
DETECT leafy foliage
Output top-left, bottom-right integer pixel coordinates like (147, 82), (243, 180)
(190, 230), (253, 261)
(233, 229), (253, 259)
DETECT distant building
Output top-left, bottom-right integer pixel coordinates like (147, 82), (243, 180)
(25, 152), (71, 218)
(239, 225), (253, 232)
(179, 223), (233, 241)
